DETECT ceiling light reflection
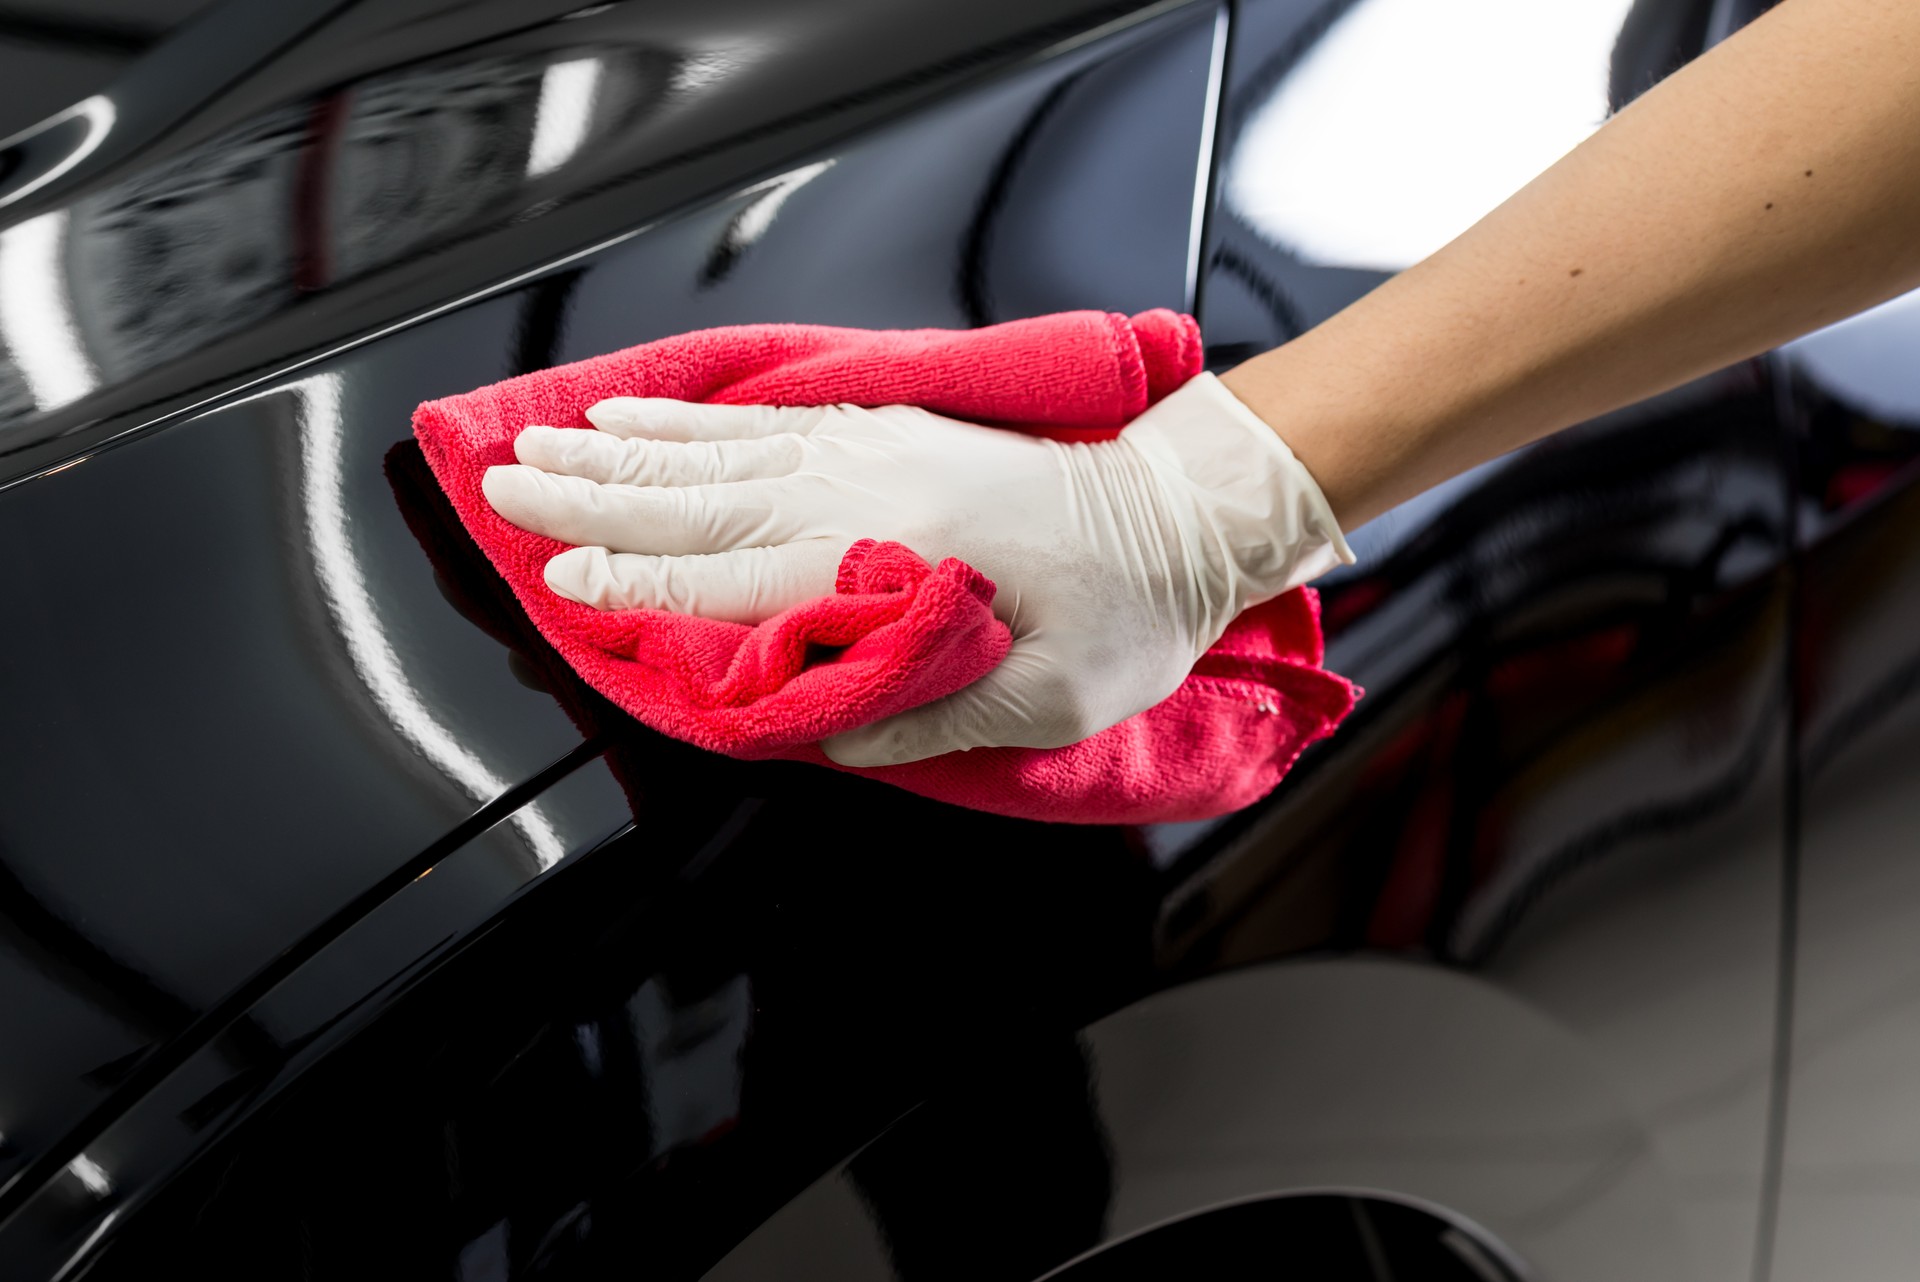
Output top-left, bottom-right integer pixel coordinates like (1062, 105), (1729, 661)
(0, 210), (98, 412)
(727, 160), (833, 252)
(1186, 6), (1231, 307)
(526, 58), (604, 178)
(0, 95), (116, 211)
(1227, 0), (1636, 271)
(296, 375), (567, 871)
(1785, 285), (1920, 424)
(66, 1152), (112, 1197)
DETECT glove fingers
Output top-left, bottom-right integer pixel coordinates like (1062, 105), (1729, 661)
(544, 539), (845, 621)
(483, 464), (806, 555)
(515, 425), (804, 487)
(585, 398), (830, 442)
(820, 646), (1092, 767)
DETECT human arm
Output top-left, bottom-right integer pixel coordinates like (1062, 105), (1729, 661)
(484, 0), (1920, 765)
(1223, 0), (1920, 527)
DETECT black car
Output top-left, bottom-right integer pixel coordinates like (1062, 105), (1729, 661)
(3, 0), (1917, 1277)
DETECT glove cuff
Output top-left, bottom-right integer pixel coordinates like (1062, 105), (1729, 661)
(1126, 372), (1355, 608)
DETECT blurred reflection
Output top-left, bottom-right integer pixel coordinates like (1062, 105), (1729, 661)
(0, 94), (116, 210)
(0, 0), (211, 141)
(0, 210), (97, 413)
(842, 1036), (1114, 1282)
(1785, 286), (1920, 426)
(1226, 0), (1634, 270)
(1775, 418), (1920, 1273)
(0, 45), (666, 429)
(528, 57), (605, 178)
(65, 1152), (111, 1199)
(1777, 286), (1920, 531)
(80, 785), (1156, 1280)
(630, 975), (751, 1158)
(700, 160), (834, 285)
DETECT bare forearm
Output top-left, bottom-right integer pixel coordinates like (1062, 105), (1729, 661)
(1221, 0), (1920, 529)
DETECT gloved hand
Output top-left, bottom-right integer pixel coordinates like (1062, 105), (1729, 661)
(482, 372), (1352, 767)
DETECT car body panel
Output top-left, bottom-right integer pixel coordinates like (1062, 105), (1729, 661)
(8, 0), (1904, 1279)
(0, 0), (1201, 478)
(0, 2), (223, 143)
(711, 961), (1685, 1281)
(1765, 305), (1920, 1277)
(0, 0), (1219, 1270)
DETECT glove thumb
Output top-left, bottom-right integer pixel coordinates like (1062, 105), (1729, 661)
(820, 646), (1087, 768)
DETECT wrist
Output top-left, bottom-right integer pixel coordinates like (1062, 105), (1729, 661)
(1124, 373), (1355, 610)
(1217, 268), (1512, 528)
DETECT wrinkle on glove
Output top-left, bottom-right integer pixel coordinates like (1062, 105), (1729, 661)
(413, 309), (1358, 824)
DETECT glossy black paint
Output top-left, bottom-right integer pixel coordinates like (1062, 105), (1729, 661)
(1, 0), (1902, 1278)
(0, 0), (1196, 476)
(1035, 1194), (1523, 1281)
(77, 781), (1159, 1280)
(1764, 300), (1920, 1271)
(0, 1), (1219, 1272)
(0, 3), (222, 143)
(703, 391), (1794, 1276)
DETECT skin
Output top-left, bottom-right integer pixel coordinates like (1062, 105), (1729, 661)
(1221, 0), (1920, 529)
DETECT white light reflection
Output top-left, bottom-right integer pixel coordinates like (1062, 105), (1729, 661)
(669, 53), (736, 97)
(52, 1210), (118, 1282)
(296, 374), (567, 870)
(0, 95), (116, 211)
(526, 58), (604, 178)
(1186, 6), (1230, 309)
(1785, 286), (1920, 424)
(723, 160), (833, 254)
(1227, 0), (1636, 270)
(0, 210), (98, 411)
(66, 1152), (112, 1197)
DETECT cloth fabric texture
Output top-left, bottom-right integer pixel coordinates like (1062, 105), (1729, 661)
(412, 309), (1358, 823)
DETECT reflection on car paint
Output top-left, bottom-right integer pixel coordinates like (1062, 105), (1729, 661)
(0, 0), (1200, 483)
(6, 48), (658, 409)
(1770, 350), (1920, 1272)
(0, 5), (1218, 1272)
(292, 370), (570, 869)
(1225, 0), (1637, 272)
(13, 0), (1920, 1278)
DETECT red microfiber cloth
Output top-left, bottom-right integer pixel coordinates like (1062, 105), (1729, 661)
(412, 309), (1358, 824)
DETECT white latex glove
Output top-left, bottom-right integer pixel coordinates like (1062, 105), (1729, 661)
(482, 373), (1352, 767)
